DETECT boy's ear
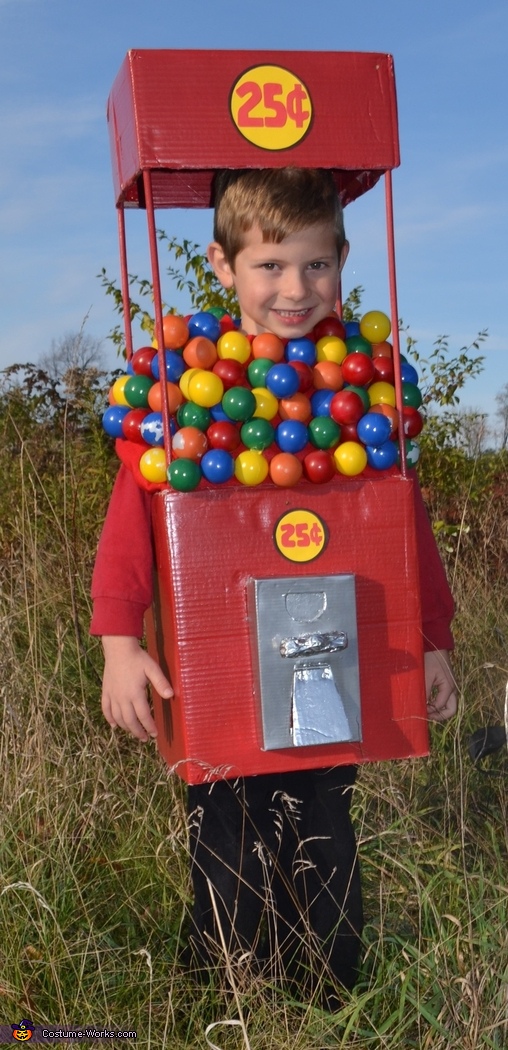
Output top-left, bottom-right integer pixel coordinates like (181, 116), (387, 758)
(207, 242), (235, 289)
(338, 240), (350, 274)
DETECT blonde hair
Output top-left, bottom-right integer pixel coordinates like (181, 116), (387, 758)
(211, 168), (346, 267)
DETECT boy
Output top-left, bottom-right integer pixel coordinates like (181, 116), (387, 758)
(91, 168), (456, 1006)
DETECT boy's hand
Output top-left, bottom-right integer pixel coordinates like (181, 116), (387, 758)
(424, 649), (458, 722)
(101, 636), (173, 742)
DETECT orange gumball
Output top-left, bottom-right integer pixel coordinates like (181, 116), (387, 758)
(251, 332), (285, 362)
(183, 336), (218, 369)
(269, 452), (303, 487)
(313, 360), (344, 391)
(279, 392), (312, 423)
(148, 381), (183, 415)
(162, 314), (189, 349)
(171, 426), (208, 461)
(371, 341), (393, 358)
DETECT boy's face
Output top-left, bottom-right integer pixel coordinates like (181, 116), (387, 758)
(208, 223), (348, 340)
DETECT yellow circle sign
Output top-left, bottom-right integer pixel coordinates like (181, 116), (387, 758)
(274, 509), (328, 563)
(230, 65), (313, 151)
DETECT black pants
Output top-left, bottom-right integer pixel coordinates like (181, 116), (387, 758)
(187, 765), (363, 997)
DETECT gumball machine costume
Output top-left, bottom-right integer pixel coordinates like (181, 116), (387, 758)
(105, 50), (429, 783)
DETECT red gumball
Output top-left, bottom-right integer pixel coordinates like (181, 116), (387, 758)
(121, 408), (150, 444)
(339, 422), (359, 442)
(212, 358), (246, 389)
(402, 406), (424, 438)
(372, 355), (395, 384)
(371, 340), (393, 358)
(341, 352), (375, 387)
(313, 315), (347, 341)
(131, 347), (157, 377)
(303, 449), (336, 484)
(330, 389), (365, 425)
(206, 420), (241, 451)
(291, 360), (314, 392)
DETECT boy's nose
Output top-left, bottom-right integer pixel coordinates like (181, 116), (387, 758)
(282, 268), (309, 300)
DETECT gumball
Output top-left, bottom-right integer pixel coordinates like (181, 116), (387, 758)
(344, 320), (360, 338)
(151, 349), (186, 384)
(247, 357), (273, 388)
(251, 332), (285, 361)
(315, 335), (348, 364)
(313, 361), (344, 391)
(121, 408), (150, 444)
(210, 402), (231, 422)
(207, 306), (227, 319)
(266, 363), (300, 399)
(359, 310), (391, 344)
(402, 406), (424, 438)
(200, 448), (235, 484)
(313, 315), (346, 341)
(179, 367), (200, 399)
(310, 389), (334, 416)
(370, 403), (399, 434)
(187, 310), (221, 343)
(123, 374), (153, 408)
(402, 381), (423, 409)
(183, 336), (217, 369)
(366, 441), (399, 470)
(207, 420), (241, 451)
(188, 369), (224, 408)
(269, 452), (303, 487)
(368, 381), (396, 408)
(140, 411), (164, 446)
(308, 416), (341, 449)
(111, 375), (131, 406)
(371, 341), (393, 358)
(402, 438), (420, 467)
(131, 347), (157, 376)
(213, 357), (246, 389)
(345, 334), (372, 356)
(291, 361), (314, 392)
(303, 449), (336, 484)
(339, 422), (359, 443)
(241, 418), (275, 450)
(172, 426), (208, 461)
(217, 330), (251, 363)
(372, 355), (395, 384)
(285, 338), (316, 366)
(220, 313), (240, 334)
(162, 314), (189, 349)
(176, 401), (211, 431)
(167, 457), (201, 491)
(234, 450), (269, 486)
(344, 384), (370, 411)
(356, 412), (392, 447)
(139, 447), (167, 483)
(102, 405), (130, 437)
(275, 420), (309, 454)
(401, 362), (419, 385)
(341, 352), (375, 387)
(330, 389), (364, 425)
(333, 441), (367, 476)
(279, 392), (312, 423)
(148, 380), (183, 415)
(222, 386), (256, 422)
(251, 387), (279, 420)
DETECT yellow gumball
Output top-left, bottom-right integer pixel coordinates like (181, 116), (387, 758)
(139, 448), (167, 483)
(251, 387), (279, 420)
(179, 367), (200, 399)
(111, 375), (130, 406)
(234, 450), (269, 486)
(359, 310), (391, 344)
(187, 369), (224, 408)
(333, 441), (367, 476)
(217, 331), (251, 363)
(315, 335), (348, 364)
(368, 381), (396, 407)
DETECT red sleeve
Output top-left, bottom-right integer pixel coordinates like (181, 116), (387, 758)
(90, 465), (154, 638)
(411, 473), (455, 652)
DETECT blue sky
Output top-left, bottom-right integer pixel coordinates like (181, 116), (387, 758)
(1, 0), (507, 432)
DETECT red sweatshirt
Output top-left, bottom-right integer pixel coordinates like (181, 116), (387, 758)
(90, 465), (454, 651)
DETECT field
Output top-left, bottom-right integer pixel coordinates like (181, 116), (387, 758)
(0, 365), (507, 1048)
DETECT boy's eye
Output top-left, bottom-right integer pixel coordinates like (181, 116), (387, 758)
(260, 262), (278, 271)
(308, 261), (327, 270)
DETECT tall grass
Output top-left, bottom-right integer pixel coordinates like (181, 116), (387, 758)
(0, 383), (507, 1048)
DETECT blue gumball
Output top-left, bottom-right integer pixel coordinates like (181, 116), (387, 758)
(344, 320), (360, 338)
(102, 405), (130, 438)
(210, 401), (230, 422)
(140, 411), (164, 446)
(310, 388), (334, 417)
(285, 338), (317, 367)
(151, 350), (185, 383)
(366, 441), (399, 470)
(275, 419), (309, 453)
(187, 310), (221, 342)
(266, 363), (300, 399)
(356, 411), (392, 447)
(400, 362), (419, 385)
(200, 448), (235, 484)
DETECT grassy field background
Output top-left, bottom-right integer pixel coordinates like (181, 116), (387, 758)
(0, 364), (507, 1048)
